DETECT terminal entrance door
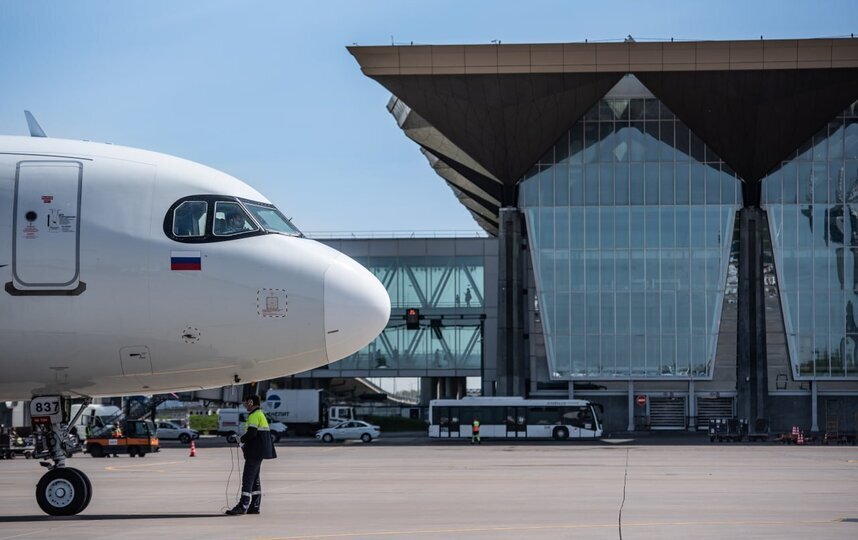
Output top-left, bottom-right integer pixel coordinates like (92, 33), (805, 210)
(505, 407), (527, 438)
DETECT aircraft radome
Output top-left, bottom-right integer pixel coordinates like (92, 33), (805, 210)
(0, 114), (391, 515)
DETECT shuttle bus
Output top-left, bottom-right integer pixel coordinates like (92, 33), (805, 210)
(429, 397), (603, 440)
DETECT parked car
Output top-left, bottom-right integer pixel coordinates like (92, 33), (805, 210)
(316, 420), (380, 443)
(155, 421), (199, 444)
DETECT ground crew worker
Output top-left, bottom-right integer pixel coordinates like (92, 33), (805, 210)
(226, 394), (277, 515)
(471, 418), (481, 444)
(112, 422), (122, 438)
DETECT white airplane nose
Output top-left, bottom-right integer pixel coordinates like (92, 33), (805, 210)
(324, 255), (391, 362)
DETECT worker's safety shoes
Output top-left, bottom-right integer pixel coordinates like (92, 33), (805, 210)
(225, 504), (247, 516)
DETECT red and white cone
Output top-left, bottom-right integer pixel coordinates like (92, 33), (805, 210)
(189, 440), (197, 457)
(797, 431), (804, 445)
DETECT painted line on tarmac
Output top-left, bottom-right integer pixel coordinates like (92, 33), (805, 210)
(255, 518), (845, 539)
(105, 460), (181, 472)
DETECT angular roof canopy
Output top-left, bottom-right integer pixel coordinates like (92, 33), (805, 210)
(349, 39), (858, 233)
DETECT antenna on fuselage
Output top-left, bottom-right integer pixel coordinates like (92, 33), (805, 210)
(24, 110), (47, 137)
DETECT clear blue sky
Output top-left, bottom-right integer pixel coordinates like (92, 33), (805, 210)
(1, 1), (855, 233)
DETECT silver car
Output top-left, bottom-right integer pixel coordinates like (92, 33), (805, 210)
(155, 421), (199, 444)
(316, 420), (380, 443)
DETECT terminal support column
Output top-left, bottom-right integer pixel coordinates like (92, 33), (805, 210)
(737, 207), (768, 426)
(497, 207), (527, 397)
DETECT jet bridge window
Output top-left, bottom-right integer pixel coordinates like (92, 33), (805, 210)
(173, 201), (208, 237)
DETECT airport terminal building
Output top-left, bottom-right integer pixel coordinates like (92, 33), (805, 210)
(328, 38), (858, 434)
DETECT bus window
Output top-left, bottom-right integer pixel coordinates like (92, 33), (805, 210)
(528, 407), (560, 425)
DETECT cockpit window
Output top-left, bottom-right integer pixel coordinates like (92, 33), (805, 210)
(173, 201), (208, 237)
(213, 201), (259, 237)
(243, 201), (301, 236)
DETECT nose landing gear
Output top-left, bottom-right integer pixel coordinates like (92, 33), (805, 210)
(36, 467), (92, 516)
(29, 395), (93, 516)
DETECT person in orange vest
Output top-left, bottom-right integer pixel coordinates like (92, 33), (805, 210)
(112, 422), (123, 438)
(471, 418), (481, 445)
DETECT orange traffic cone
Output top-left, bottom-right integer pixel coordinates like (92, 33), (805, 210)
(189, 440), (197, 457)
(797, 431), (805, 445)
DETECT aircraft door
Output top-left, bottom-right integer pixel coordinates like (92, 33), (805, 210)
(11, 161), (83, 293)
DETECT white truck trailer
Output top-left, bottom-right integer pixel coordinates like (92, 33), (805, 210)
(263, 389), (354, 435)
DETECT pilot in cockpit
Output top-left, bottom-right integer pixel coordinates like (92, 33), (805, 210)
(216, 208), (250, 235)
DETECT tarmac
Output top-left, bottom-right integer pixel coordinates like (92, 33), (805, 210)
(0, 434), (856, 540)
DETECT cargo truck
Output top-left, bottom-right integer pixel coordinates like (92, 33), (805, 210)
(263, 389), (354, 436)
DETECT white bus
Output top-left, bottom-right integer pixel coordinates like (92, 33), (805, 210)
(429, 397), (603, 440)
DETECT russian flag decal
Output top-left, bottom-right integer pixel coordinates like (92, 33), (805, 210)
(171, 251), (201, 271)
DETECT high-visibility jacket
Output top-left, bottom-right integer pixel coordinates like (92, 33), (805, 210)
(472, 420), (480, 433)
(241, 407), (277, 460)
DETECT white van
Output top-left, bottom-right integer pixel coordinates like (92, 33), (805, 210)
(217, 408), (287, 443)
(70, 404), (122, 439)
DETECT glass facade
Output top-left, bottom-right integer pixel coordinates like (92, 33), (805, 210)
(762, 100), (858, 379)
(328, 255), (485, 373)
(520, 93), (742, 379)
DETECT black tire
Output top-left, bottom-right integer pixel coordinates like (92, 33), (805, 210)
(322, 433), (333, 443)
(138, 450), (146, 457)
(179, 433), (191, 444)
(226, 433), (237, 444)
(272, 432), (281, 443)
(128, 446), (138, 457)
(553, 427), (569, 441)
(36, 467), (89, 516)
(88, 444), (104, 458)
(67, 468), (93, 512)
(360, 433), (372, 443)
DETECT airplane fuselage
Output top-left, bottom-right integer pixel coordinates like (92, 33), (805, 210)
(0, 136), (390, 400)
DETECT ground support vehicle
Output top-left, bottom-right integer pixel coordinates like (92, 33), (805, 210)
(85, 420), (159, 458)
(263, 389), (355, 435)
(708, 418), (749, 442)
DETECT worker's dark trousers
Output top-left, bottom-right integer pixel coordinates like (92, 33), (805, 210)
(240, 458), (263, 511)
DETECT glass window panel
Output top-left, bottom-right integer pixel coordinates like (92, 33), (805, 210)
(812, 126), (828, 162)
(569, 208), (584, 249)
(676, 206), (690, 248)
(675, 164), (690, 205)
(629, 98), (645, 120)
(631, 292), (646, 332)
(571, 337), (586, 375)
(586, 293), (600, 334)
(585, 252), (600, 291)
(555, 292), (571, 334)
(720, 172), (738, 205)
(570, 293), (586, 331)
(584, 123), (599, 163)
(570, 124), (584, 161)
(616, 253), (630, 292)
(676, 292), (691, 333)
(646, 336), (660, 376)
(661, 336), (676, 375)
(689, 130), (705, 163)
(555, 132), (571, 164)
(691, 292), (707, 333)
(675, 121), (690, 160)
(585, 165), (599, 205)
(600, 252), (615, 291)
(676, 335), (691, 374)
(781, 162), (798, 204)
(539, 166), (554, 206)
(661, 291), (676, 333)
(522, 178), (538, 208)
(846, 119), (858, 159)
(631, 249), (646, 290)
(831, 334), (845, 376)
(539, 250), (555, 292)
(644, 98), (659, 120)
(600, 163), (614, 205)
(630, 208), (646, 248)
(630, 122), (646, 161)
(615, 163), (630, 205)
(555, 250), (570, 293)
(660, 163), (674, 205)
(555, 207), (569, 251)
(630, 164), (645, 205)
(833, 162), (846, 203)
(659, 120), (675, 161)
(798, 291), (813, 334)
(586, 335), (601, 375)
(631, 335), (646, 375)
(601, 292), (615, 333)
(692, 335), (709, 376)
(706, 207), (722, 248)
(798, 162), (813, 203)
(585, 207), (599, 249)
(570, 252), (585, 292)
(554, 164), (569, 207)
(539, 207), (554, 248)
(600, 335), (615, 374)
(615, 335), (630, 376)
(570, 165), (584, 205)
(646, 292), (660, 333)
(675, 251), (691, 291)
(691, 163), (706, 205)
(706, 166), (721, 205)
(815, 290), (829, 332)
(645, 163), (659, 205)
(660, 207), (675, 249)
(645, 208), (660, 250)
(599, 122), (616, 162)
(659, 102), (675, 121)
(645, 121), (660, 161)
(616, 292), (630, 333)
(813, 163), (829, 204)
(615, 207), (630, 249)
(764, 170), (781, 205)
(600, 208), (614, 249)
(798, 335), (814, 375)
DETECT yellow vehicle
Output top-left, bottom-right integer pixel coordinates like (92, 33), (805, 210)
(86, 420), (159, 458)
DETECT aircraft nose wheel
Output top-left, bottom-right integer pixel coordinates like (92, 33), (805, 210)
(36, 467), (92, 516)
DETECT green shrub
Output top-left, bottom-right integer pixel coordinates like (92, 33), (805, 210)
(362, 415), (427, 432)
(189, 414), (218, 434)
